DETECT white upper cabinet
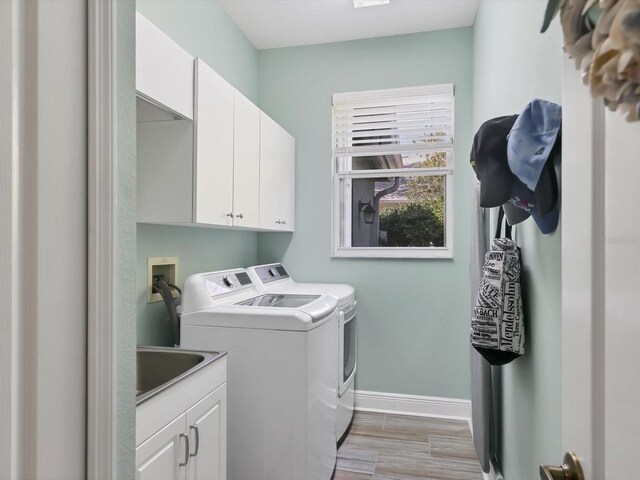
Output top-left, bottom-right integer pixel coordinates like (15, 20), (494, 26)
(280, 131), (296, 232)
(260, 113), (295, 231)
(136, 12), (194, 120)
(136, 16), (295, 232)
(232, 91), (261, 229)
(259, 113), (281, 230)
(195, 59), (235, 226)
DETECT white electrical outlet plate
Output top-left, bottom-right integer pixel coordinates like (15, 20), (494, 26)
(148, 256), (179, 303)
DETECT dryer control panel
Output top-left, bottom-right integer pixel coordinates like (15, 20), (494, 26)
(254, 264), (289, 284)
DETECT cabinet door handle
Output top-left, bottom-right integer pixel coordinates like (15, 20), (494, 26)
(189, 425), (200, 457)
(275, 220), (281, 225)
(236, 213), (244, 219)
(179, 433), (190, 467)
(282, 220), (286, 225)
(226, 212), (234, 218)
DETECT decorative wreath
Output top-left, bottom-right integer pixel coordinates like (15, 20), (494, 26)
(543, 0), (640, 121)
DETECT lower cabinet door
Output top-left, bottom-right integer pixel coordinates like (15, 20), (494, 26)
(136, 413), (187, 480)
(186, 384), (227, 480)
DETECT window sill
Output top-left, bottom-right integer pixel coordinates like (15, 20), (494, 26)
(331, 247), (453, 259)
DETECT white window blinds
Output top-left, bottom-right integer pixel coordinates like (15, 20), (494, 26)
(332, 84), (454, 158)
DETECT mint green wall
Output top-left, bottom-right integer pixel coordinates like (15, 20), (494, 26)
(257, 28), (475, 399)
(117, 0), (136, 476)
(473, 1), (563, 478)
(135, 0), (259, 346)
(137, 225), (258, 345)
(136, 0), (258, 102)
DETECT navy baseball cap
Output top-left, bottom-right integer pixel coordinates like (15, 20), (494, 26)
(507, 99), (561, 215)
(506, 178), (559, 234)
(470, 115), (519, 208)
(503, 201), (530, 226)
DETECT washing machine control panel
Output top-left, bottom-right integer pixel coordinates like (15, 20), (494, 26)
(254, 264), (290, 284)
(203, 270), (254, 297)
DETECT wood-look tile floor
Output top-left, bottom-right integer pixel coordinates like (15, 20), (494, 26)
(332, 411), (484, 480)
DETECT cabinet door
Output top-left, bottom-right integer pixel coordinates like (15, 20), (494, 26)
(280, 132), (295, 232)
(259, 113), (282, 230)
(260, 113), (296, 231)
(136, 413), (187, 480)
(186, 384), (227, 480)
(195, 59), (234, 226)
(233, 92), (260, 229)
(136, 12), (194, 120)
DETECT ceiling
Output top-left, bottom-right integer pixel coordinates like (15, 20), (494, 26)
(218, 0), (480, 50)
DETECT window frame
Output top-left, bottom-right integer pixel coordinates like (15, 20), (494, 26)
(331, 84), (455, 259)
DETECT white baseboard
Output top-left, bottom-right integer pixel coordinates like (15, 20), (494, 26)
(354, 390), (501, 478)
(354, 390), (471, 421)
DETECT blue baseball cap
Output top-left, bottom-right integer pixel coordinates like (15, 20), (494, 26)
(506, 178), (559, 234)
(507, 99), (561, 190)
(507, 99), (561, 216)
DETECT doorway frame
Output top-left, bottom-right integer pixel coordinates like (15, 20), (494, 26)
(87, 0), (118, 477)
(1, 0), (90, 477)
(561, 55), (606, 479)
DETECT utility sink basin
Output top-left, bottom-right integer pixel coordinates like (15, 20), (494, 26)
(136, 346), (225, 406)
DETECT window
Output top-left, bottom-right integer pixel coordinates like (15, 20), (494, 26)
(332, 84), (454, 258)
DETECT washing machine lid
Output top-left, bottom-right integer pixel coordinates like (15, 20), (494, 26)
(181, 297), (337, 331)
(235, 294), (321, 308)
(180, 268), (337, 331)
(279, 283), (355, 308)
(247, 263), (355, 307)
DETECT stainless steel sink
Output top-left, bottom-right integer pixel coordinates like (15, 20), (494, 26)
(136, 347), (225, 406)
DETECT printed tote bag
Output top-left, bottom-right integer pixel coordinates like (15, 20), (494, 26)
(471, 207), (525, 366)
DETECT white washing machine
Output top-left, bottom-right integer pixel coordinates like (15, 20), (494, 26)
(180, 268), (338, 480)
(246, 263), (356, 441)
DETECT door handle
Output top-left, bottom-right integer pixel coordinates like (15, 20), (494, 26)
(189, 425), (200, 457)
(226, 212), (234, 218)
(179, 433), (190, 467)
(540, 452), (584, 480)
(236, 213), (244, 219)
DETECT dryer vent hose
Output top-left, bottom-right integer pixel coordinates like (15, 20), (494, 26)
(153, 279), (182, 346)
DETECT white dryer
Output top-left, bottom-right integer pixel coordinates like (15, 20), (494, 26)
(246, 263), (356, 441)
(180, 268), (338, 480)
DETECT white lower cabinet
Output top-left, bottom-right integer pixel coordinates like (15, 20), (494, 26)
(136, 384), (226, 480)
(185, 387), (227, 480)
(136, 357), (227, 480)
(136, 413), (187, 480)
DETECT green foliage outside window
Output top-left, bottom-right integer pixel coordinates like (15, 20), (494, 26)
(379, 152), (446, 247)
(379, 201), (444, 247)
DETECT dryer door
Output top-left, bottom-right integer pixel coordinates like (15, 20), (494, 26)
(339, 303), (357, 396)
